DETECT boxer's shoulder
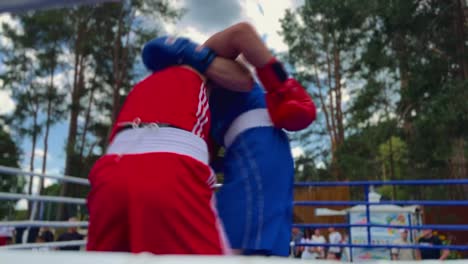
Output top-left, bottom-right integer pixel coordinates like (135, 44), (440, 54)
(142, 65), (206, 84)
(179, 65), (206, 82)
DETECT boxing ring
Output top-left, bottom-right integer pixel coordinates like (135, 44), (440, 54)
(292, 180), (468, 262)
(0, 164), (467, 263)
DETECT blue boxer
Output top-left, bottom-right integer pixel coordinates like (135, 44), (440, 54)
(210, 82), (294, 256)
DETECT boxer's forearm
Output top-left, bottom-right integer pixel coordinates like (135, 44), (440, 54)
(206, 57), (254, 92)
(203, 22), (273, 67)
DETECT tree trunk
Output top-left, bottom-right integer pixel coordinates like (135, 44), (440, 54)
(37, 69), (55, 221)
(27, 112), (38, 195)
(332, 36), (345, 148)
(388, 137), (397, 200)
(450, 0), (468, 198)
(108, 6), (134, 145)
(393, 32), (412, 136)
(454, 0), (468, 80)
(58, 20), (86, 220)
(40, 68), (55, 195)
(27, 100), (39, 218)
(325, 47), (338, 146)
(313, 66), (334, 152)
(330, 35), (345, 181)
(78, 80), (96, 173)
(111, 6), (125, 126)
(449, 138), (467, 198)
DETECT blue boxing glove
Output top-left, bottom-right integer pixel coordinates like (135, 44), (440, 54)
(142, 36), (217, 74)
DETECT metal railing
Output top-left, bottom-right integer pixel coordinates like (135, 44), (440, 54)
(293, 179), (468, 260)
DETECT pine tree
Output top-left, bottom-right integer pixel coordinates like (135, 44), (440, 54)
(58, 0), (183, 220)
(0, 122), (23, 219)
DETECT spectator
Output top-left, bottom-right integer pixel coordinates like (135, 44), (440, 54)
(416, 229), (450, 260)
(15, 226), (39, 244)
(310, 228), (326, 259)
(39, 227), (54, 243)
(0, 226), (14, 246)
(33, 234), (53, 251)
(291, 227), (303, 258)
(327, 227), (342, 260)
(56, 217), (84, 251)
(391, 229), (414, 260)
(299, 228), (315, 259)
(340, 232), (351, 262)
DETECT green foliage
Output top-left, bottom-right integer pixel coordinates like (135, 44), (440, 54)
(335, 121), (399, 181)
(0, 1), (184, 219)
(294, 153), (332, 182)
(0, 124), (24, 219)
(281, 0), (467, 195)
(40, 183), (61, 220)
(378, 136), (409, 180)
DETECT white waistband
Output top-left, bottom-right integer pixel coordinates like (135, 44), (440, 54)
(223, 108), (273, 148)
(106, 127), (209, 165)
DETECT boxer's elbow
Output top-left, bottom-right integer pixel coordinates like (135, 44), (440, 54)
(206, 57), (255, 92)
(231, 22), (257, 36)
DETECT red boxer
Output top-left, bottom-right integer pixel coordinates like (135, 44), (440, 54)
(86, 66), (230, 254)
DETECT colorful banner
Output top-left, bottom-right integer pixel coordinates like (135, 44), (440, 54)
(349, 210), (412, 261)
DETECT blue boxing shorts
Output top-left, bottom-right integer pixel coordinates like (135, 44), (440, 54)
(215, 124), (294, 256)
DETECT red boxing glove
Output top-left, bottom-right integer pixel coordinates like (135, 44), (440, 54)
(257, 58), (317, 131)
(266, 79), (316, 131)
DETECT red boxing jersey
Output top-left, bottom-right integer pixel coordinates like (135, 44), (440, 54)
(110, 66), (210, 141)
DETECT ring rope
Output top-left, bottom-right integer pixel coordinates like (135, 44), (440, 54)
(0, 240), (87, 250)
(0, 165), (90, 186)
(0, 192), (86, 204)
(0, 221), (88, 228)
(293, 200), (468, 206)
(295, 179), (468, 187)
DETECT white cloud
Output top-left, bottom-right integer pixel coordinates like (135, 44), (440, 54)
(0, 89), (15, 114)
(54, 70), (73, 91)
(164, 25), (210, 44)
(168, 0), (304, 53)
(34, 149), (49, 159)
(15, 199), (28, 210)
(44, 178), (57, 188)
(0, 14), (15, 26)
(368, 109), (396, 125)
(34, 70), (72, 92)
(179, 0), (243, 33)
(316, 161), (325, 169)
(243, 0), (303, 52)
(342, 85), (351, 104)
(0, 13), (20, 49)
(291, 146), (304, 158)
(44, 167), (61, 188)
(180, 26), (210, 44)
(35, 149), (45, 158)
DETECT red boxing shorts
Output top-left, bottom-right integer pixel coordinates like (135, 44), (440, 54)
(86, 127), (230, 254)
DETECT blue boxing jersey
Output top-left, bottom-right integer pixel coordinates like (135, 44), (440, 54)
(209, 82), (266, 146)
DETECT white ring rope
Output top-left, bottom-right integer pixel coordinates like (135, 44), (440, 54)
(0, 240), (87, 250)
(0, 165), (222, 188)
(0, 165), (90, 186)
(0, 192), (86, 204)
(0, 221), (88, 228)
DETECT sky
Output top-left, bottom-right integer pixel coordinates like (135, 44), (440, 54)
(0, 0), (306, 193)
(165, 0), (304, 53)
